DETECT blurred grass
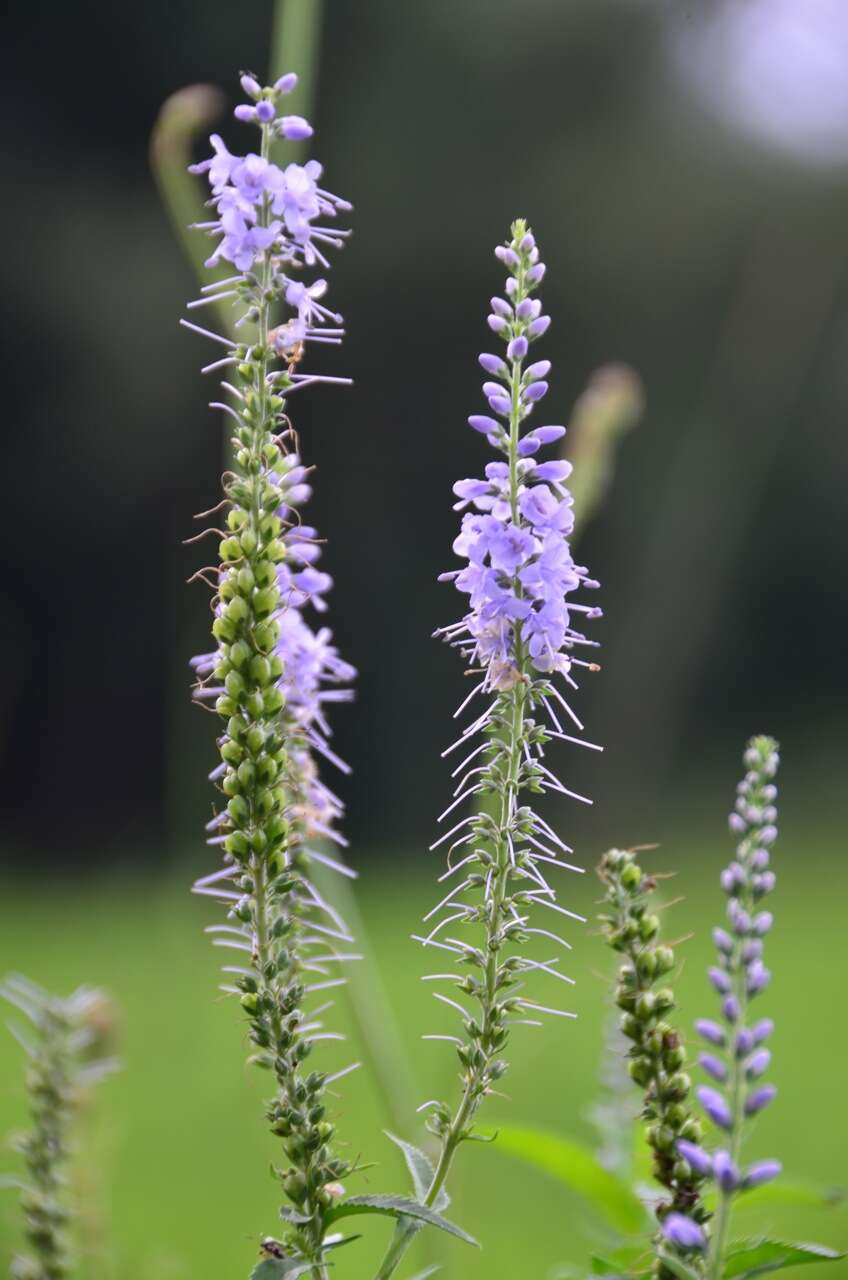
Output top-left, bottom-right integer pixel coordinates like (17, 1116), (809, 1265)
(0, 835), (846, 1279)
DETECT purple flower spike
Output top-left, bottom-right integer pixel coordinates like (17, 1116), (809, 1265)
(677, 1140), (713, 1177)
(697, 1085), (733, 1130)
(745, 1084), (777, 1116)
(744, 1159), (782, 1189)
(662, 1213), (706, 1252)
(700, 1052), (728, 1082)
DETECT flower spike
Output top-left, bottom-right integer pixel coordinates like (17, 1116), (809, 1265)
(185, 72), (355, 1275)
(424, 221), (601, 1210)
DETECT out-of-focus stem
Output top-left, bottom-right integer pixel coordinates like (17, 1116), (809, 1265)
(567, 364), (644, 537)
(269, 0), (325, 165)
(150, 85), (232, 336)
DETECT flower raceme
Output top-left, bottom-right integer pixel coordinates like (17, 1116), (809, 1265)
(183, 71), (357, 1275)
(415, 220), (602, 1214)
(672, 736), (782, 1275)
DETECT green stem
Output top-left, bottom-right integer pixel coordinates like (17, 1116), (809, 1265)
(269, 0), (325, 166)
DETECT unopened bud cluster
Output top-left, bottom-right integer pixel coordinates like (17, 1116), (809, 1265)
(597, 850), (709, 1256)
(1, 978), (116, 1280)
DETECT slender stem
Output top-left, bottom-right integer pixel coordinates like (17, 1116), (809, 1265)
(707, 939), (748, 1280)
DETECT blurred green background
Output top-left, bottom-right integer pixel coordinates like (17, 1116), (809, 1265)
(2, 0), (847, 1275)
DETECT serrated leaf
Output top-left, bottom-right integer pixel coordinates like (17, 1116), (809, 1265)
(326, 1194), (477, 1246)
(384, 1132), (448, 1211)
(723, 1240), (845, 1280)
(248, 1258), (313, 1280)
(493, 1125), (648, 1235)
(278, 1206), (313, 1226)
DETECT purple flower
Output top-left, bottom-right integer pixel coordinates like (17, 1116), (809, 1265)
(746, 1048), (771, 1078)
(662, 1213), (706, 1251)
(696, 1018), (726, 1047)
(697, 1085), (732, 1130)
(743, 1159), (782, 1189)
(745, 1084), (777, 1116)
(700, 1052), (728, 1082)
(713, 1150), (740, 1192)
(677, 1140), (713, 1176)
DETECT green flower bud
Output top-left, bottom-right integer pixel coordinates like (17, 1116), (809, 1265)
(621, 863), (643, 891)
(639, 914), (660, 941)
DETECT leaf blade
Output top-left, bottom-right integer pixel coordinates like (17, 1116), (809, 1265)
(493, 1125), (648, 1235)
(723, 1239), (845, 1280)
(326, 1194), (477, 1246)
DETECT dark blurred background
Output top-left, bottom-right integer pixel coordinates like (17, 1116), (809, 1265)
(2, 4), (848, 1277)
(2, 0), (848, 869)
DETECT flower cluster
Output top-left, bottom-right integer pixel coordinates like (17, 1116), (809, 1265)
(440, 232), (600, 691)
(672, 737), (781, 1254)
(1, 977), (117, 1280)
(597, 848), (709, 1264)
(408, 223), (601, 1252)
(188, 71), (349, 356)
(184, 72), (356, 1273)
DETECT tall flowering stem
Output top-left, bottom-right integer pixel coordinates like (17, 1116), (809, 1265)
(674, 736), (781, 1280)
(1, 977), (117, 1280)
(597, 850), (709, 1277)
(184, 71), (355, 1278)
(373, 221), (602, 1280)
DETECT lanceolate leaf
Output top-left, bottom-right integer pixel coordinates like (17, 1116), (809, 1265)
(384, 1132), (449, 1210)
(493, 1126), (648, 1235)
(326, 1194), (478, 1245)
(723, 1239), (845, 1280)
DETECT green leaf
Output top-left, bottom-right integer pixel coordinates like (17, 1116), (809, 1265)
(326, 1194), (478, 1246)
(656, 1252), (702, 1280)
(408, 1269), (441, 1280)
(249, 1258), (313, 1280)
(493, 1125), (648, 1235)
(384, 1132), (449, 1210)
(590, 1247), (652, 1279)
(723, 1240), (845, 1280)
(734, 1183), (845, 1212)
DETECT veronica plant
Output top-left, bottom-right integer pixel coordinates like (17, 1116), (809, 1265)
(1, 977), (117, 1280)
(673, 736), (782, 1277)
(371, 220), (603, 1280)
(183, 71), (359, 1277)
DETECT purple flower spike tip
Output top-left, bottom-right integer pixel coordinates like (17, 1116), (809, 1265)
(697, 1085), (733, 1130)
(662, 1213), (706, 1252)
(275, 72), (298, 94)
(256, 100), (276, 123)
